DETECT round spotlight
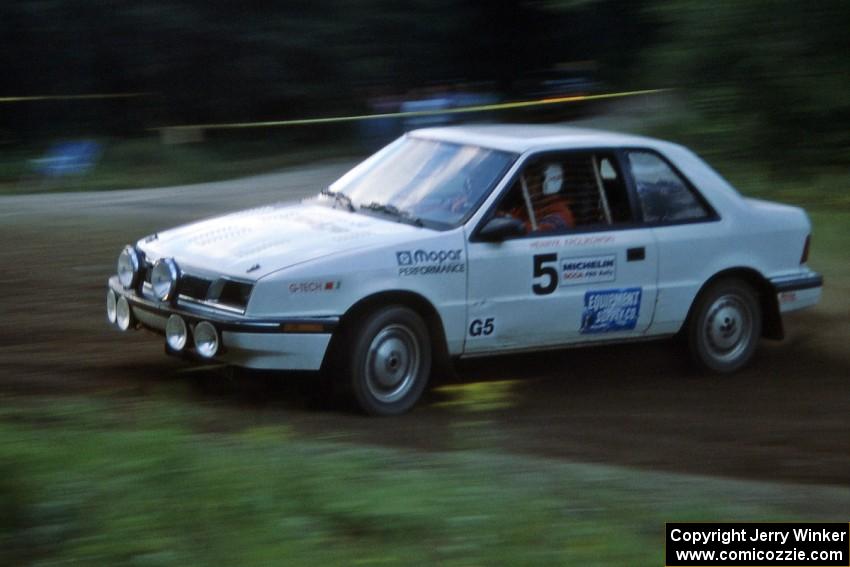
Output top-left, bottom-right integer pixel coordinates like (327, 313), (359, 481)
(165, 315), (189, 351)
(193, 321), (219, 358)
(115, 295), (133, 331)
(151, 258), (180, 302)
(106, 289), (117, 323)
(117, 245), (141, 289)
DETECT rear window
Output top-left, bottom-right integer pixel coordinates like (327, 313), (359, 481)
(627, 151), (709, 223)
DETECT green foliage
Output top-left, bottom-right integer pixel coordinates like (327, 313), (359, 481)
(630, 104), (850, 212)
(645, 0), (850, 167)
(807, 211), (850, 282)
(0, 0), (553, 139)
(2, 0), (847, 183)
(1, 396), (848, 565)
(0, 463), (34, 564)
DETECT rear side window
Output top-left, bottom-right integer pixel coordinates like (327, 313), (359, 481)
(627, 151), (709, 223)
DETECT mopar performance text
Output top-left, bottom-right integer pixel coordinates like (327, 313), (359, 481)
(396, 249), (464, 276)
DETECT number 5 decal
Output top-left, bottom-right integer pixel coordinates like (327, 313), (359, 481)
(532, 253), (558, 295)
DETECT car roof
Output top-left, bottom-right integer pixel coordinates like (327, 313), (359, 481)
(411, 123), (747, 214)
(410, 124), (669, 154)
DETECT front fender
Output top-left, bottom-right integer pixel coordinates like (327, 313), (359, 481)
(246, 231), (469, 353)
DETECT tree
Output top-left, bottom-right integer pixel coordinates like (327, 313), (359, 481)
(646, 0), (850, 166)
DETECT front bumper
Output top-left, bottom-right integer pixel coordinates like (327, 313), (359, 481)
(107, 276), (337, 370)
(770, 271), (823, 313)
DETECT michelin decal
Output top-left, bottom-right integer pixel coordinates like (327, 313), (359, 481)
(396, 249), (464, 276)
(560, 254), (616, 286)
(581, 287), (641, 334)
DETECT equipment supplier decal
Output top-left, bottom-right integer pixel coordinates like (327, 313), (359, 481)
(561, 254), (616, 286)
(396, 249), (464, 276)
(581, 287), (641, 334)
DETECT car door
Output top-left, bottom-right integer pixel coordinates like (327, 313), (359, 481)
(464, 150), (659, 354)
(622, 148), (722, 336)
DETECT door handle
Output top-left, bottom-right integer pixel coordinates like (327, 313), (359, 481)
(627, 247), (645, 262)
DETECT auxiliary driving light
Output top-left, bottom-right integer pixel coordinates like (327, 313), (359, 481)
(165, 315), (188, 351)
(117, 245), (141, 289)
(151, 258), (180, 302)
(115, 295), (133, 331)
(193, 321), (219, 358)
(106, 289), (117, 323)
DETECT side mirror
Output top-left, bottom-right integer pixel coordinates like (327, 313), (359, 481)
(477, 217), (526, 242)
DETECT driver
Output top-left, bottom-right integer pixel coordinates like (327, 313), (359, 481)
(509, 163), (575, 233)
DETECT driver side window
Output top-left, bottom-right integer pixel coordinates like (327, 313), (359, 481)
(495, 151), (634, 236)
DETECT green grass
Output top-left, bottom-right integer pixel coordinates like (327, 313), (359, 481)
(0, 136), (362, 195)
(1, 396), (848, 566)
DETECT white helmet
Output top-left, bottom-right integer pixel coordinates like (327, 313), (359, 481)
(542, 163), (563, 196)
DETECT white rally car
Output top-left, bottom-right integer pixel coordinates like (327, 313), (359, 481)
(106, 125), (822, 415)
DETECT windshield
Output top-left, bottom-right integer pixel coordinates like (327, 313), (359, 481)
(327, 136), (516, 228)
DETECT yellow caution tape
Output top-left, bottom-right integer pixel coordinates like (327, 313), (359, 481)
(158, 88), (670, 131)
(0, 92), (152, 103)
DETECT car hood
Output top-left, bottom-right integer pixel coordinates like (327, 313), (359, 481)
(138, 202), (423, 279)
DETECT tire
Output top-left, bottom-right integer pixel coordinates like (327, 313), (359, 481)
(687, 277), (762, 373)
(344, 306), (431, 416)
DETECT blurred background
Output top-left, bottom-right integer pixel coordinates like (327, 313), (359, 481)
(1, 1), (849, 565)
(1, 0), (846, 194)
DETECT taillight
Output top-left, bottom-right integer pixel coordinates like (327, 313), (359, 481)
(801, 234), (811, 264)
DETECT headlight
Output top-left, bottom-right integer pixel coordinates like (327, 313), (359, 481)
(151, 258), (180, 301)
(115, 295), (133, 331)
(193, 321), (220, 358)
(106, 289), (117, 323)
(117, 245), (141, 289)
(165, 315), (189, 351)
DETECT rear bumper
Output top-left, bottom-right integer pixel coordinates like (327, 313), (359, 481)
(770, 272), (823, 313)
(107, 277), (337, 370)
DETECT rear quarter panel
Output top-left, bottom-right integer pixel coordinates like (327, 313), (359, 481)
(648, 144), (811, 334)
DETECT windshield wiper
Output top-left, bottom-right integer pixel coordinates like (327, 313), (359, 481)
(360, 201), (424, 227)
(320, 188), (355, 212)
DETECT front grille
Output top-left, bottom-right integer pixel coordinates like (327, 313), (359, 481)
(139, 260), (252, 311)
(179, 275), (212, 300)
(217, 280), (253, 307)
(182, 274), (253, 311)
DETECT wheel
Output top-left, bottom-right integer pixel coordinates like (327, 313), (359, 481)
(687, 278), (762, 373)
(345, 306), (431, 416)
